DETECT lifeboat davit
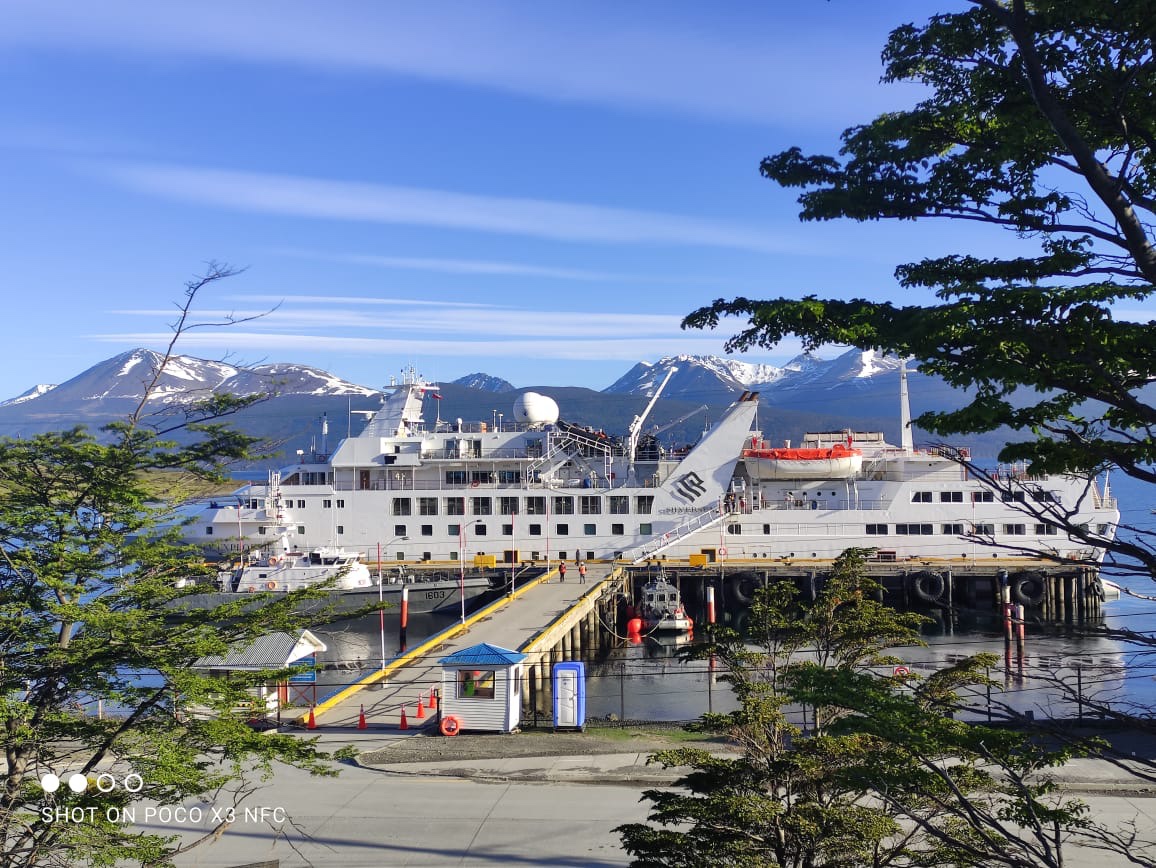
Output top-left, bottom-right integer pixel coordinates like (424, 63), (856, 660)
(742, 441), (864, 480)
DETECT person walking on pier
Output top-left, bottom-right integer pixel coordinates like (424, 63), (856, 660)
(559, 562), (567, 582)
(578, 562), (587, 583)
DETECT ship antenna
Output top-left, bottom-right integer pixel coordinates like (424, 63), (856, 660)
(899, 357), (914, 453)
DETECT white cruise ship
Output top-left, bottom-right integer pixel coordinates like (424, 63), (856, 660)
(179, 368), (1118, 574)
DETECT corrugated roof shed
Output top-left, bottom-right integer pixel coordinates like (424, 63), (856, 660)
(194, 630), (326, 671)
(438, 643), (527, 667)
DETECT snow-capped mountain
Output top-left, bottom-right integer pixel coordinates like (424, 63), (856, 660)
(604, 354), (787, 398)
(452, 373), (516, 393)
(0, 383), (57, 407)
(9, 349), (375, 406)
(604, 350), (903, 399)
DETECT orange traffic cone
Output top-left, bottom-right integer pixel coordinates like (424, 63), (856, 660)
(428, 687), (438, 711)
(306, 707), (317, 730)
(357, 704), (367, 730)
(399, 705), (408, 730)
(415, 699), (425, 720)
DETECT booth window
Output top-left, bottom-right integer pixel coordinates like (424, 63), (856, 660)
(458, 670), (495, 699)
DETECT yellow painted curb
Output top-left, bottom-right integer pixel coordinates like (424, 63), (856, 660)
(305, 567), (560, 722)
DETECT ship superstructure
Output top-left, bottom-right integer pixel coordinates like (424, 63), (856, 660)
(180, 366), (1117, 573)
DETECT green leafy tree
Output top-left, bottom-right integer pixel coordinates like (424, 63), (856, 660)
(0, 267), (337, 867)
(683, 0), (1156, 581)
(617, 550), (1140, 867)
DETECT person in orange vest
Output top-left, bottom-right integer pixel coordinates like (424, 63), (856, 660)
(559, 562), (567, 582)
(578, 562), (587, 583)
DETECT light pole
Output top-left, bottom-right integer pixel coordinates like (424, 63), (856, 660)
(378, 535), (408, 670)
(459, 520), (482, 624)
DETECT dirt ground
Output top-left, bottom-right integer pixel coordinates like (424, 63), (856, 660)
(359, 724), (737, 766)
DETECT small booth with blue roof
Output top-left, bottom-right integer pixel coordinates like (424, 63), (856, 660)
(437, 643), (527, 734)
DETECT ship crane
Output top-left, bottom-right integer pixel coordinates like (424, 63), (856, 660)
(627, 368), (678, 481)
(650, 404), (708, 439)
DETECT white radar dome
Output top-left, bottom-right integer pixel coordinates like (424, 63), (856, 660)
(513, 392), (560, 427)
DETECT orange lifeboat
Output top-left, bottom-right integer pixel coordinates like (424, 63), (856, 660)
(742, 440), (864, 480)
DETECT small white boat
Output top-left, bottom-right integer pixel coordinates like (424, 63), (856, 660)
(228, 546), (372, 593)
(640, 578), (694, 633)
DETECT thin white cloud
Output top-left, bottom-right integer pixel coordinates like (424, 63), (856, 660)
(109, 302), (685, 338)
(267, 249), (666, 283)
(0, 1), (915, 126)
(93, 330), (743, 364)
(101, 162), (794, 253)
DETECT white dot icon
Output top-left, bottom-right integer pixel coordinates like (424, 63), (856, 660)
(67, 774), (88, 793)
(40, 773), (61, 793)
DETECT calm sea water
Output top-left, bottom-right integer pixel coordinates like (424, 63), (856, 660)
(585, 471), (1156, 724)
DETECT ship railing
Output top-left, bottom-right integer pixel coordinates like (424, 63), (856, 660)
(620, 506), (727, 565)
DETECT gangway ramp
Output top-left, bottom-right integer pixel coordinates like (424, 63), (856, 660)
(307, 563), (621, 729)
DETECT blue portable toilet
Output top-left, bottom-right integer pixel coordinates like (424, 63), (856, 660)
(552, 661), (586, 731)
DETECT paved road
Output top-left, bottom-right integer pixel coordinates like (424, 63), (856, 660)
(146, 731), (1156, 868)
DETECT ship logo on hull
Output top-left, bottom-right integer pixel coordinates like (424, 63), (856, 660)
(672, 471), (708, 503)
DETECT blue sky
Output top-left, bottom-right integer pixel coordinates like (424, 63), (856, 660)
(0, 0), (1049, 400)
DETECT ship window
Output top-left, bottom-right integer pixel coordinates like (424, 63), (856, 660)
(419, 497), (438, 516)
(297, 500), (306, 508)
(470, 471), (490, 486)
(1035, 523), (1059, 535)
(449, 524), (460, 535)
(323, 499), (332, 508)
(911, 491), (932, 503)
(1032, 489), (1059, 502)
(727, 523), (741, 535)
(472, 497), (492, 515)
(609, 496), (629, 515)
(529, 524), (542, 536)
(635, 495), (654, 515)
(1001, 492), (1027, 503)
(553, 496), (574, 515)
(205, 526), (213, 535)
(640, 523), (652, 535)
(866, 524), (888, 535)
(896, 523), (933, 535)
(445, 470), (466, 485)
(446, 497), (465, 516)
(499, 496), (519, 515)
(1003, 524), (1027, 535)
(580, 496), (601, 515)
(474, 524), (487, 536)
(942, 523), (966, 534)
(972, 523), (995, 535)
(421, 525), (433, 536)
(612, 523), (624, 535)
(584, 524), (596, 535)
(502, 524), (513, 536)
(525, 497), (546, 515)
(298, 525), (305, 535)
(557, 524), (569, 535)
(763, 524), (771, 535)
(498, 470), (521, 484)
(394, 523), (406, 537)
(971, 491), (994, 503)
(1096, 523), (1110, 535)
(337, 499), (346, 508)
(258, 527), (267, 536)
(450, 551), (459, 561)
(940, 491), (963, 503)
(392, 498), (412, 516)
(336, 525), (344, 535)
